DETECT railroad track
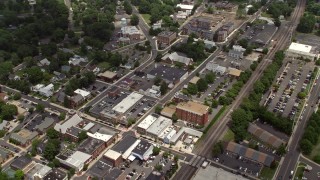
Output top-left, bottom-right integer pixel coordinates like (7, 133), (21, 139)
(175, 0), (306, 179)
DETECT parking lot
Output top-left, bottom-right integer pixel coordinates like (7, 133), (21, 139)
(298, 156), (320, 180)
(263, 60), (314, 119)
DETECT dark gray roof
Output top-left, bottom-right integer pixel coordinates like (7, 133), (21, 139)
(88, 158), (112, 178)
(146, 172), (165, 180)
(132, 139), (152, 156)
(66, 126), (82, 137)
(78, 137), (104, 155)
(35, 117), (55, 132)
(61, 65), (71, 72)
(71, 94), (84, 103)
(43, 168), (67, 180)
(148, 65), (187, 83)
(10, 155), (32, 170)
(112, 135), (137, 154)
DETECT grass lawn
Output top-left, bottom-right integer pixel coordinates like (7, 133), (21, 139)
(97, 62), (110, 71)
(57, 0), (65, 4)
(259, 166), (277, 180)
(141, 14), (151, 24)
(261, 12), (272, 18)
(294, 163), (306, 179)
(222, 129), (235, 142)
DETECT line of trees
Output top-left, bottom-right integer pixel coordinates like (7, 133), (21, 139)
(300, 111), (320, 156)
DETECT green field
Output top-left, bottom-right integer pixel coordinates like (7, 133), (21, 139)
(294, 163), (306, 180)
(222, 129), (235, 142)
(259, 166), (277, 180)
(141, 14), (151, 24)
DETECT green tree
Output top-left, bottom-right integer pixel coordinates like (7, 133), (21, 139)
(44, 139), (60, 161)
(297, 14), (316, 33)
(172, 113), (178, 123)
(160, 81), (168, 95)
(78, 131), (88, 142)
(1, 104), (18, 120)
(0, 130), (6, 138)
(130, 14), (139, 26)
(26, 67), (44, 85)
(212, 100), (218, 108)
(262, 48), (269, 54)
(205, 72), (216, 84)
(17, 115), (24, 122)
(123, 0), (133, 14)
(274, 18), (281, 27)
(187, 83), (198, 95)
(155, 105), (163, 114)
(59, 112), (66, 121)
(298, 92), (307, 99)
(14, 170), (24, 180)
(276, 144), (287, 156)
(197, 78), (208, 92)
(154, 164), (162, 171)
(13, 93), (21, 100)
(36, 104), (45, 113)
(46, 128), (60, 139)
(300, 139), (313, 155)
(212, 141), (223, 157)
(153, 146), (161, 155)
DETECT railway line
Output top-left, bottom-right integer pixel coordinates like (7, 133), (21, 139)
(175, 0), (306, 179)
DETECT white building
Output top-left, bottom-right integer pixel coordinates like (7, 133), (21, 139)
(68, 55), (88, 66)
(112, 92), (144, 114)
(286, 42), (319, 60)
(87, 132), (113, 142)
(206, 61), (226, 74)
(54, 114), (83, 134)
(137, 114), (158, 134)
(164, 129), (177, 144)
(146, 116), (172, 138)
(162, 52), (193, 66)
(38, 84), (54, 97)
(56, 151), (91, 172)
(74, 89), (91, 99)
(131, 140), (153, 160)
(152, 20), (162, 30)
(176, 4), (194, 12)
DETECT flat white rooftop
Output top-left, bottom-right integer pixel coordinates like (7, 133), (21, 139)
(137, 114), (158, 130)
(146, 116), (172, 136)
(112, 92), (143, 114)
(177, 4), (194, 10)
(288, 42), (312, 53)
(193, 165), (248, 180)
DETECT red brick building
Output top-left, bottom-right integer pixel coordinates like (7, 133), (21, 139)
(176, 101), (209, 125)
(157, 31), (177, 45)
(104, 149), (122, 167)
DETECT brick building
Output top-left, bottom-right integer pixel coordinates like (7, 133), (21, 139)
(176, 101), (209, 125)
(157, 31), (177, 45)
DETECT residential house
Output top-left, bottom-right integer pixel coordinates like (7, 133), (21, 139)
(228, 45), (245, 59)
(38, 84), (54, 97)
(0, 148), (13, 163)
(120, 26), (142, 40)
(161, 52), (193, 66)
(38, 58), (51, 66)
(10, 129), (39, 147)
(54, 114), (83, 134)
(98, 71), (118, 82)
(34, 117), (55, 134)
(68, 55), (88, 66)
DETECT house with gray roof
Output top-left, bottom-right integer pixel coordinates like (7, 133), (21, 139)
(35, 117), (55, 134)
(10, 129), (39, 147)
(0, 148), (13, 163)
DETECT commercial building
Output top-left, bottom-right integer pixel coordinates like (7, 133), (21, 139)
(157, 31), (177, 45)
(225, 142), (275, 167)
(108, 86), (120, 98)
(176, 101), (209, 125)
(56, 150), (91, 172)
(286, 42), (319, 60)
(176, 4), (194, 12)
(228, 67), (242, 77)
(43, 168), (67, 180)
(193, 165), (247, 180)
(10, 128), (39, 147)
(65, 126), (82, 142)
(206, 61), (226, 74)
(163, 129), (177, 144)
(98, 71), (118, 82)
(77, 137), (106, 160)
(161, 52), (193, 66)
(54, 114), (83, 134)
(131, 140), (153, 161)
(10, 155), (32, 170)
(161, 105), (176, 118)
(137, 114), (159, 134)
(170, 127), (203, 145)
(112, 92), (144, 114)
(146, 116), (172, 139)
(248, 123), (286, 148)
(104, 149), (122, 167)
(147, 65), (188, 85)
(24, 163), (52, 180)
(111, 135), (140, 160)
(120, 26), (142, 40)
(228, 45), (245, 59)
(74, 89), (91, 99)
